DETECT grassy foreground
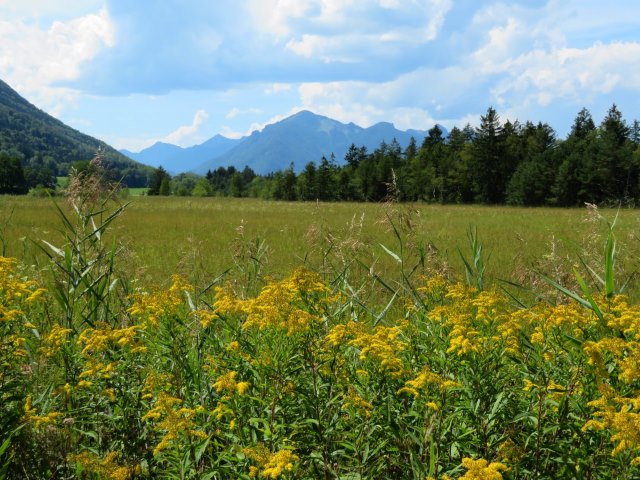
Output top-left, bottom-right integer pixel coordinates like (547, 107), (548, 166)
(2, 188), (640, 478)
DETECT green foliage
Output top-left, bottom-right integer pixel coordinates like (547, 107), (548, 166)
(5, 200), (640, 478)
(148, 167), (171, 196)
(0, 153), (27, 194)
(0, 79), (153, 188)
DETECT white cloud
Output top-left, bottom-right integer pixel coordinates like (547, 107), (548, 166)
(252, 0), (451, 62)
(225, 107), (262, 119)
(0, 0), (103, 21)
(247, 0), (313, 38)
(226, 107), (241, 119)
(488, 42), (640, 108)
(164, 109), (209, 146)
(254, 109), (303, 130)
(297, 80), (453, 130)
(0, 6), (114, 114)
(264, 83), (292, 94)
(219, 126), (245, 139)
(108, 135), (158, 153)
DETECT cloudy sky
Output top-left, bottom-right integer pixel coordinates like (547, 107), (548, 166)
(1, 0), (639, 152)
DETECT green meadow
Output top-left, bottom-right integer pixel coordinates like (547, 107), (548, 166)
(2, 195), (639, 298)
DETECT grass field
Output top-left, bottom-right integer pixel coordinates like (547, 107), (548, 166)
(1, 195), (639, 298)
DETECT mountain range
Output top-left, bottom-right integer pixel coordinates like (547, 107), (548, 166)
(0, 76), (445, 181)
(123, 110), (445, 175)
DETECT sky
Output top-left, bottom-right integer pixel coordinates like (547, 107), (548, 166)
(1, 0), (640, 152)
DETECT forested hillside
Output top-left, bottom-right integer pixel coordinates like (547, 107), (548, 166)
(0, 79), (152, 189)
(150, 105), (640, 206)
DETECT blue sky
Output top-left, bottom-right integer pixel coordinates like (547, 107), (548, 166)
(1, 0), (640, 152)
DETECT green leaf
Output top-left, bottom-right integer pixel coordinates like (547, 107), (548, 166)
(574, 269), (604, 322)
(604, 227), (616, 298)
(537, 272), (591, 310)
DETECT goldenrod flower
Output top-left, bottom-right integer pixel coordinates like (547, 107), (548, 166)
(244, 444), (298, 479)
(68, 451), (139, 480)
(459, 457), (508, 479)
(142, 392), (207, 456)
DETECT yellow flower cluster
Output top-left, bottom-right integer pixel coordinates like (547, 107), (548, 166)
(416, 274), (448, 304)
(142, 392), (208, 456)
(0, 256), (45, 322)
(341, 386), (373, 416)
(141, 371), (171, 400)
(397, 366), (459, 398)
(0, 257), (45, 362)
(215, 268), (330, 335)
(459, 457), (509, 480)
(38, 323), (72, 358)
(68, 451), (140, 480)
(23, 395), (62, 429)
(327, 320), (406, 377)
(429, 281), (594, 357)
(583, 385), (640, 465)
(213, 370), (251, 397)
(78, 323), (144, 356)
(128, 274), (192, 326)
(244, 444), (298, 479)
(429, 284), (487, 355)
(76, 322), (146, 387)
(581, 295), (640, 464)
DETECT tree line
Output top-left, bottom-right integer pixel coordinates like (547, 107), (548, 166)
(149, 104), (640, 206)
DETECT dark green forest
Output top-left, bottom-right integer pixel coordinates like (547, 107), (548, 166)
(0, 79), (152, 189)
(3, 98), (640, 206)
(148, 105), (640, 206)
(149, 105), (640, 206)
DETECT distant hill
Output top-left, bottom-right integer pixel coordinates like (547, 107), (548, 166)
(121, 134), (240, 174)
(0, 79), (152, 187)
(193, 111), (439, 175)
(126, 110), (443, 175)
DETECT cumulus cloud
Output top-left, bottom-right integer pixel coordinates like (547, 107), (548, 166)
(282, 0), (452, 60)
(225, 107), (262, 119)
(66, 0), (455, 95)
(265, 83), (292, 94)
(489, 42), (640, 107)
(163, 110), (209, 146)
(0, 0), (103, 21)
(0, 6), (114, 112)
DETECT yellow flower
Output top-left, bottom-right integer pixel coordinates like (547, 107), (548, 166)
(426, 402), (439, 411)
(459, 457), (508, 480)
(397, 367), (459, 398)
(244, 444), (298, 479)
(128, 275), (192, 327)
(530, 329), (545, 344)
(237, 381), (251, 395)
(23, 395), (62, 429)
(348, 323), (407, 377)
(583, 386), (640, 464)
(215, 268), (331, 335)
(68, 451), (139, 480)
(341, 386), (373, 416)
(142, 392), (207, 456)
(38, 323), (72, 358)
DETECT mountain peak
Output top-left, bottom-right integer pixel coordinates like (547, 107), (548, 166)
(193, 113), (430, 175)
